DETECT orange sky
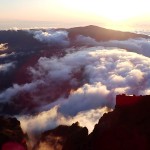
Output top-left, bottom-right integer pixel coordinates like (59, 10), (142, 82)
(0, 0), (150, 30)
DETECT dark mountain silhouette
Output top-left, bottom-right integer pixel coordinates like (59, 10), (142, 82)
(67, 25), (149, 41)
(0, 116), (27, 150)
(89, 94), (150, 150)
(33, 122), (88, 150)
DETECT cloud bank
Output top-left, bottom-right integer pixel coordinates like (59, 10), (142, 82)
(30, 29), (150, 57)
(32, 30), (70, 47)
(76, 35), (150, 56)
(19, 106), (110, 141)
(1, 48), (150, 110)
(1, 29), (150, 142)
(10, 48), (150, 139)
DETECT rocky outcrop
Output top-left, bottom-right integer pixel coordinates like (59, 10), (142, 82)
(89, 95), (150, 150)
(33, 122), (88, 150)
(0, 116), (27, 150)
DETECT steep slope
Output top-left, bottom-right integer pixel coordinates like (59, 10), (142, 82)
(33, 122), (88, 150)
(89, 95), (150, 150)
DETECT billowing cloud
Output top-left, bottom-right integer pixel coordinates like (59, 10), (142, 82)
(1, 42), (150, 142)
(100, 38), (150, 56)
(1, 27), (150, 148)
(58, 83), (110, 116)
(2, 48), (150, 113)
(32, 30), (70, 47)
(9, 48), (150, 141)
(19, 106), (110, 142)
(38, 49), (150, 116)
(29, 29), (150, 57)
(76, 35), (100, 46)
(0, 80), (43, 102)
(76, 35), (150, 57)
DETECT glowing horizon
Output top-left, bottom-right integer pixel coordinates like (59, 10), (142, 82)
(0, 0), (150, 30)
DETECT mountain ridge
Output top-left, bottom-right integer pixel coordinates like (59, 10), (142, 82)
(66, 25), (149, 41)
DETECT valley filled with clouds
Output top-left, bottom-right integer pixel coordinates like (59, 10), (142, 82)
(0, 25), (150, 142)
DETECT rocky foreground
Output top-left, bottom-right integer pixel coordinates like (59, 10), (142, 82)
(0, 116), (27, 150)
(1, 95), (150, 150)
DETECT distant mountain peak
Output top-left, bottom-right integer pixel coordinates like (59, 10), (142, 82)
(67, 25), (149, 41)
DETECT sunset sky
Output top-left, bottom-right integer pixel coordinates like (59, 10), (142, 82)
(0, 0), (150, 30)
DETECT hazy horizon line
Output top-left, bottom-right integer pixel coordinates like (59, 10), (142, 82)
(0, 20), (150, 32)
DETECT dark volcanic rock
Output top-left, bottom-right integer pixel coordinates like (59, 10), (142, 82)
(33, 122), (88, 150)
(89, 95), (150, 150)
(0, 116), (27, 150)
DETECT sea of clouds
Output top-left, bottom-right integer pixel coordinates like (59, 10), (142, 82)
(18, 48), (150, 139)
(0, 29), (150, 144)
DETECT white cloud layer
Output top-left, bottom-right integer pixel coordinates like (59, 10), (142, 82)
(1, 48), (150, 109)
(76, 35), (150, 56)
(30, 28), (150, 57)
(1, 31), (150, 141)
(19, 106), (110, 141)
(32, 30), (70, 47)
(14, 48), (150, 139)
